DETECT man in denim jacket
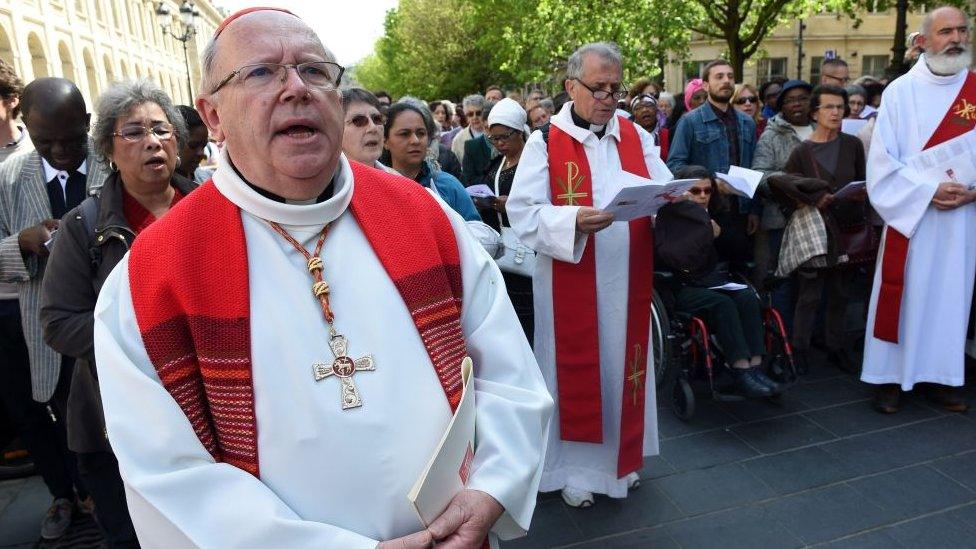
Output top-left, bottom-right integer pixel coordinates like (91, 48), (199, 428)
(667, 59), (757, 175)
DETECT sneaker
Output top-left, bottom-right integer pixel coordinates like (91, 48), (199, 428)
(626, 472), (641, 490)
(561, 486), (594, 508)
(731, 367), (773, 398)
(40, 498), (73, 540)
(749, 368), (785, 395)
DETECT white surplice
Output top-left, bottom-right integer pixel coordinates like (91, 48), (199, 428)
(862, 58), (976, 390)
(93, 152), (553, 548)
(507, 103), (671, 498)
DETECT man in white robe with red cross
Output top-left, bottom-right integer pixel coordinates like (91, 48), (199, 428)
(92, 8), (552, 548)
(508, 42), (672, 508)
(862, 6), (976, 413)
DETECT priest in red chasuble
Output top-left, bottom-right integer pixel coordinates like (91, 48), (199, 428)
(92, 8), (552, 548)
(862, 6), (976, 414)
(508, 43), (672, 508)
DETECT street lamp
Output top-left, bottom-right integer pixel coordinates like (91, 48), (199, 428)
(156, 1), (199, 101)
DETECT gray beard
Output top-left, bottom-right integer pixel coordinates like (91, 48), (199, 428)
(926, 49), (973, 76)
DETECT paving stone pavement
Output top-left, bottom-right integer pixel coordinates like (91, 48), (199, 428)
(3, 355), (976, 548)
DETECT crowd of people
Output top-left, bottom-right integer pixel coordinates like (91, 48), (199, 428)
(0, 4), (974, 547)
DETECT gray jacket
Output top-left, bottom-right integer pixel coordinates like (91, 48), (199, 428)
(0, 144), (109, 401)
(752, 115), (813, 230)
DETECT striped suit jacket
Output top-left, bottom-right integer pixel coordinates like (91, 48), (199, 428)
(0, 143), (109, 401)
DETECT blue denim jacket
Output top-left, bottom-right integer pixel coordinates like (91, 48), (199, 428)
(666, 103), (757, 174)
(667, 103), (758, 213)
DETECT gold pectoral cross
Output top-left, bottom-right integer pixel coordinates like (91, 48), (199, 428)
(313, 333), (375, 410)
(556, 161), (588, 206)
(627, 344), (646, 406)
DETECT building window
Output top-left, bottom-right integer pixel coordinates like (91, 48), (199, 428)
(862, 55), (889, 78)
(756, 57), (788, 83)
(810, 56), (823, 83)
(682, 60), (708, 83)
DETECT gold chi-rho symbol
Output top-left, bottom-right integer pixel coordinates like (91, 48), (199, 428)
(954, 99), (976, 122)
(556, 161), (588, 206)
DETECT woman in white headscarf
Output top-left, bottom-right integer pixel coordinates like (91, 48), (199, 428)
(476, 98), (535, 343)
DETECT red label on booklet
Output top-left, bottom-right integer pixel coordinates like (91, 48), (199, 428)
(459, 443), (474, 484)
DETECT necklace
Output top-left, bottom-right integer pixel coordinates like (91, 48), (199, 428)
(267, 221), (376, 410)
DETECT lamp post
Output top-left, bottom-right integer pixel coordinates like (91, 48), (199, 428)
(156, 1), (200, 101)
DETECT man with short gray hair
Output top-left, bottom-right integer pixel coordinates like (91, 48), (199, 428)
(509, 41), (671, 508)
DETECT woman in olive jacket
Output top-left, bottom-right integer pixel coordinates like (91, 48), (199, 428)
(39, 80), (197, 548)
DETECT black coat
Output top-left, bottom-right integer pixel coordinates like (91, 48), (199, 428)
(39, 171), (197, 453)
(461, 134), (496, 186)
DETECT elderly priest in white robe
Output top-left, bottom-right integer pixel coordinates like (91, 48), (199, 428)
(507, 42), (672, 509)
(862, 6), (976, 414)
(92, 8), (552, 548)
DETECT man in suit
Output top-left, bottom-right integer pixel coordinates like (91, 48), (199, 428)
(0, 77), (109, 540)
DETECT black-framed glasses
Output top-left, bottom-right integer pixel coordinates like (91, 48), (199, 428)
(487, 129), (519, 143)
(464, 110), (483, 118)
(347, 113), (385, 128)
(112, 123), (174, 142)
(210, 61), (345, 94)
(573, 78), (628, 101)
(823, 74), (851, 84)
(688, 187), (713, 196)
(735, 97), (759, 105)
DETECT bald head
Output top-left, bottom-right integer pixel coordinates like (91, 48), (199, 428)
(21, 77), (86, 121)
(921, 6), (969, 37)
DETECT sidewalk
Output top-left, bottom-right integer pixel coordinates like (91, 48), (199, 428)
(4, 356), (976, 548)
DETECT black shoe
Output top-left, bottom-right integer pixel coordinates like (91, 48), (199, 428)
(827, 348), (858, 374)
(732, 368), (774, 398)
(749, 368), (785, 395)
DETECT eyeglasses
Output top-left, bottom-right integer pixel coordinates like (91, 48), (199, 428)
(735, 97), (759, 105)
(824, 74), (851, 84)
(573, 78), (628, 101)
(487, 129), (519, 143)
(782, 95), (810, 106)
(688, 187), (713, 196)
(112, 123), (174, 142)
(464, 110), (483, 118)
(210, 61), (345, 94)
(347, 113), (385, 128)
(817, 104), (846, 111)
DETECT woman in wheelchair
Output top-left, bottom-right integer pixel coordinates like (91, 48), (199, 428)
(656, 166), (784, 398)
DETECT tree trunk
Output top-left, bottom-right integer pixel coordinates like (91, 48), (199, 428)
(887, 0), (909, 78)
(728, 38), (746, 83)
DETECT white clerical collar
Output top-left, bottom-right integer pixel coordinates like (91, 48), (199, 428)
(42, 157), (87, 183)
(551, 101), (621, 144)
(211, 146), (354, 227)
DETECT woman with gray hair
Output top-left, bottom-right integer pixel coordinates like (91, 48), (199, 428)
(40, 79), (197, 548)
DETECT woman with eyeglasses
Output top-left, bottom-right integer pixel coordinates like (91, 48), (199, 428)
(629, 93), (669, 160)
(340, 88), (387, 169)
(40, 79), (197, 548)
(655, 165), (781, 398)
(768, 85), (870, 378)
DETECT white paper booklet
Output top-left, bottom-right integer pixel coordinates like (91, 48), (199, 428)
(841, 118), (868, 136)
(904, 129), (976, 187)
(466, 184), (496, 198)
(716, 166), (763, 198)
(408, 357), (476, 527)
(603, 178), (699, 221)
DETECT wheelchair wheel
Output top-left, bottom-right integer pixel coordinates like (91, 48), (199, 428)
(671, 375), (695, 421)
(652, 290), (671, 388)
(764, 308), (798, 384)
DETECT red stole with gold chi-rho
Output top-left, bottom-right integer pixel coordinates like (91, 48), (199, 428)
(874, 71), (976, 343)
(547, 116), (654, 477)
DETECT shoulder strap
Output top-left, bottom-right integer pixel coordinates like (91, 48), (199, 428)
(539, 122), (551, 144)
(79, 196), (99, 239)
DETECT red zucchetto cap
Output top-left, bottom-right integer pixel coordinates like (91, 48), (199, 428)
(213, 7), (298, 39)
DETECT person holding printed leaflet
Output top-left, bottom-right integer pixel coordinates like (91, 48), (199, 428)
(862, 6), (976, 414)
(92, 8), (552, 548)
(507, 42), (672, 509)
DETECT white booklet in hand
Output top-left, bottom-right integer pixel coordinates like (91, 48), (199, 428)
(715, 166), (763, 198)
(603, 178), (699, 221)
(408, 357), (476, 527)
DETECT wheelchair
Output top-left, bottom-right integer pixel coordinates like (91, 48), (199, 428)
(651, 265), (797, 422)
